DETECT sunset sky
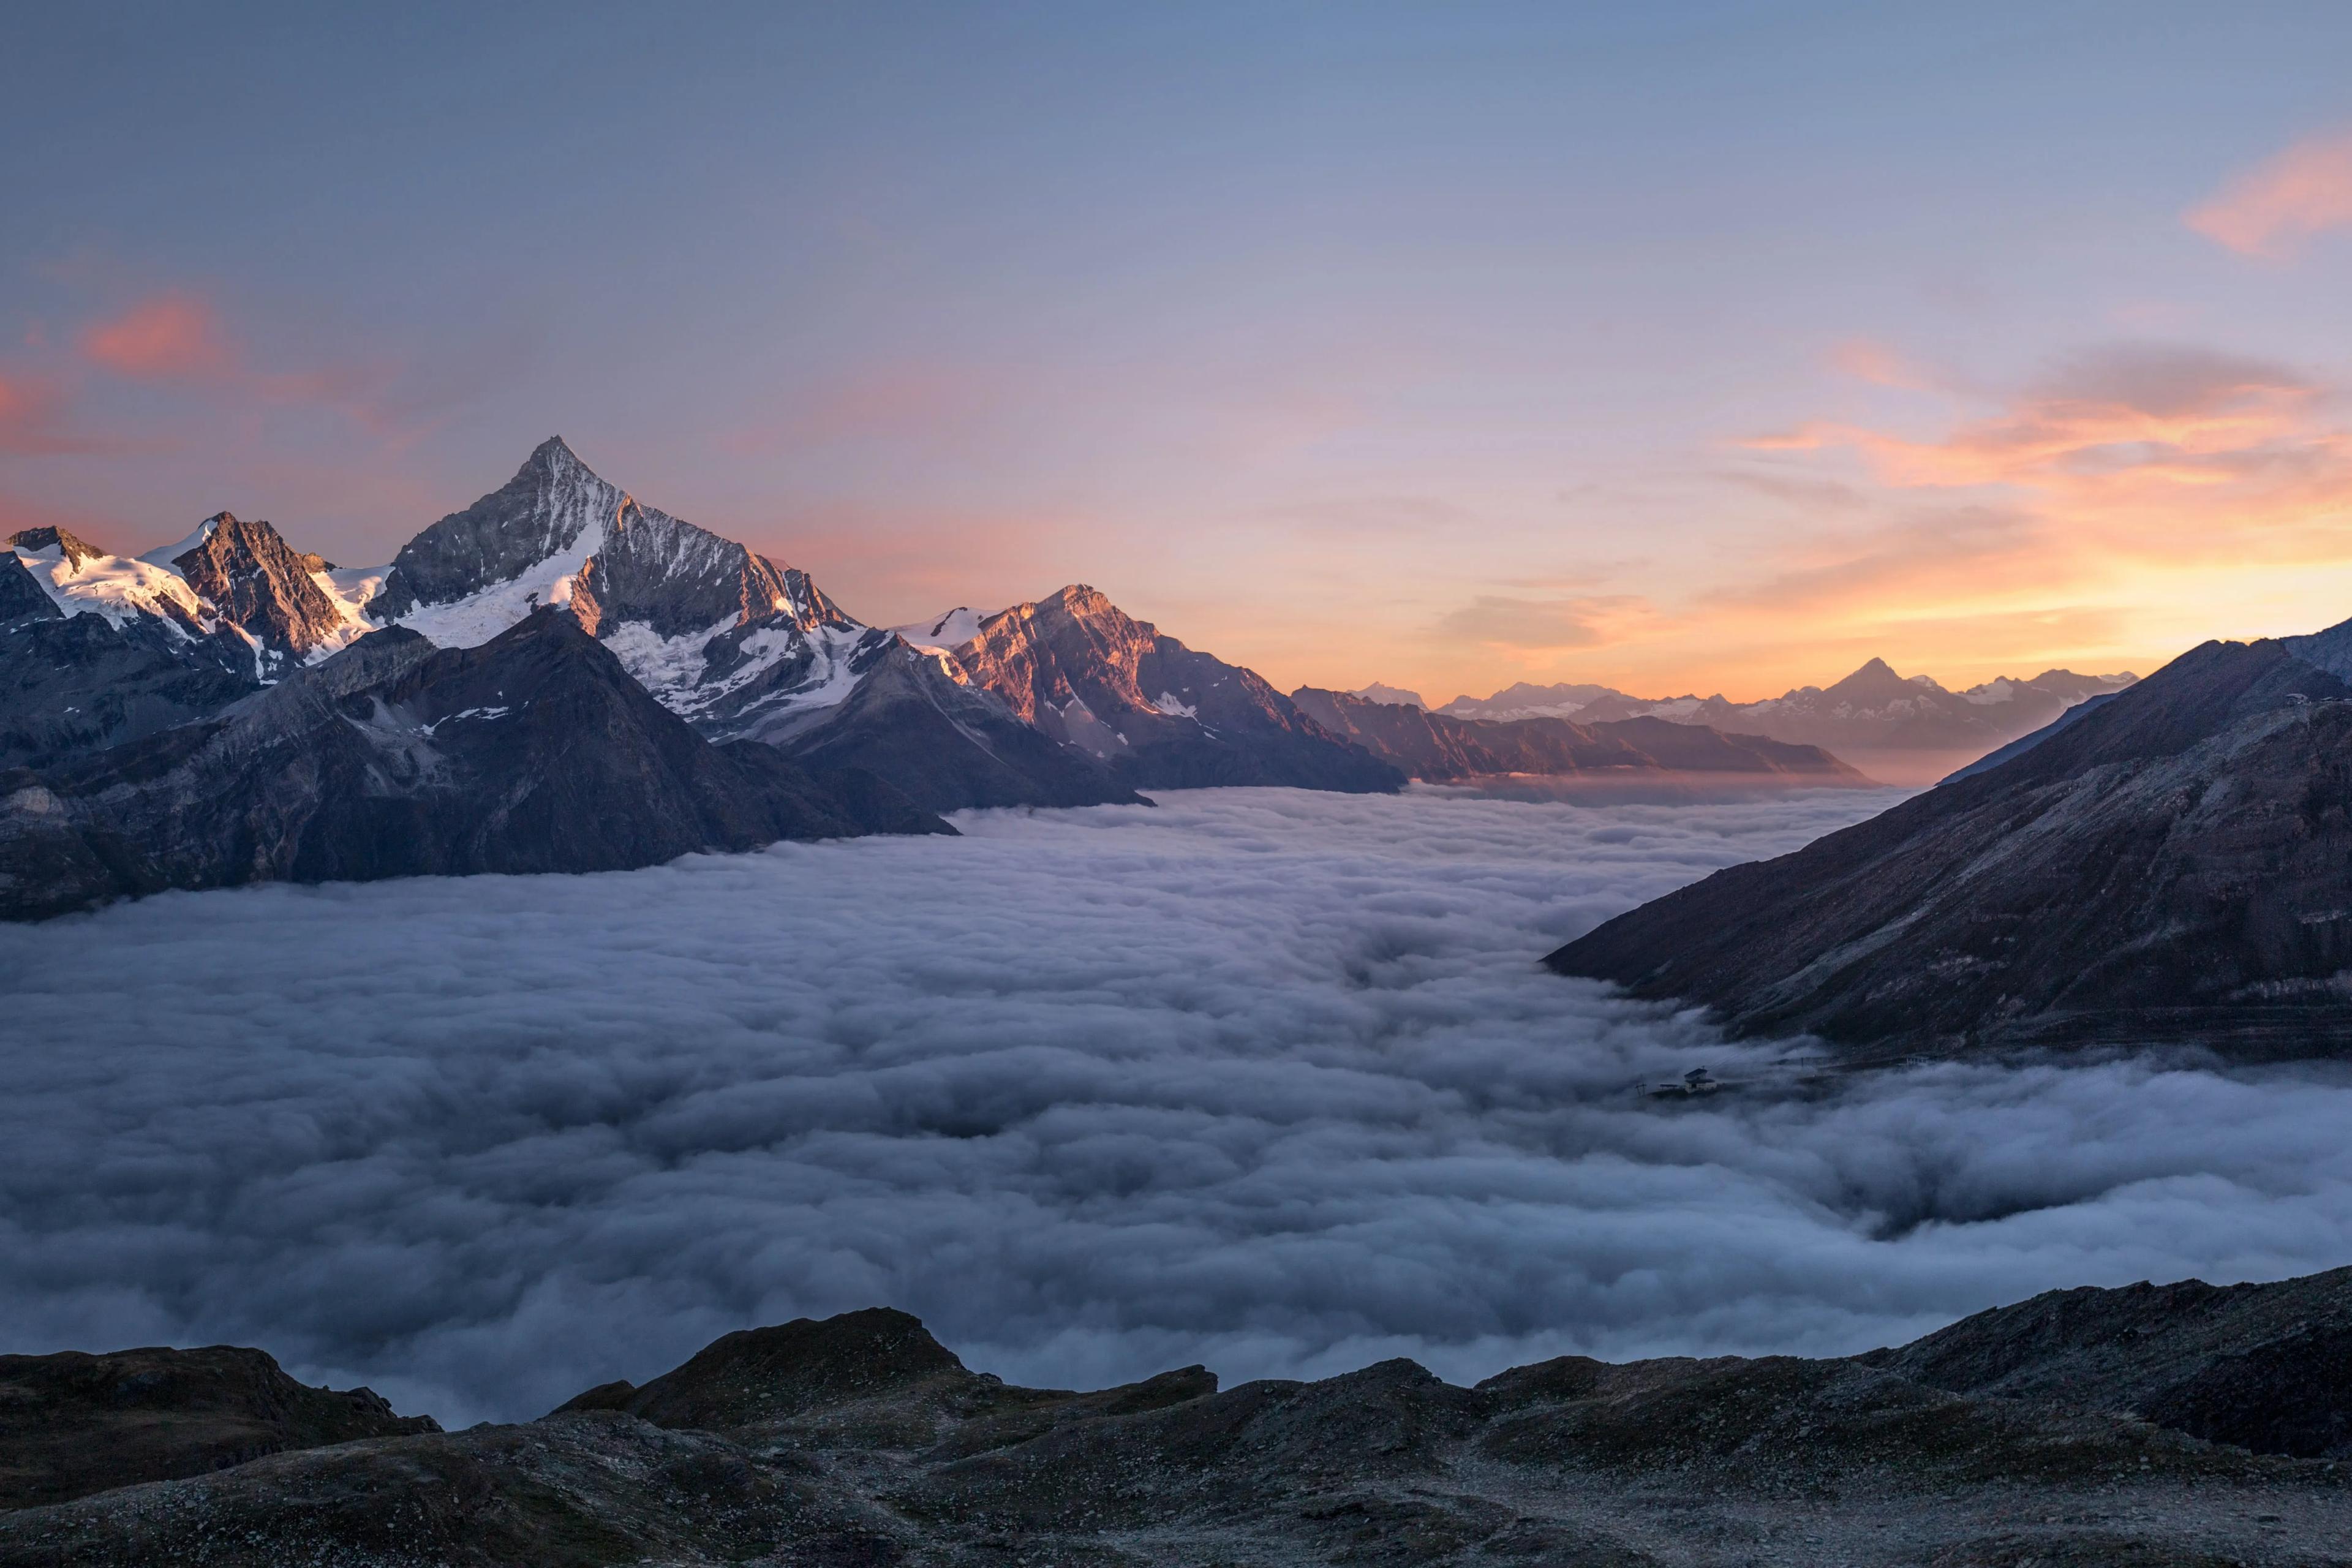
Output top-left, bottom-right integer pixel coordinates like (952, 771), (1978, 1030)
(6, 2), (2350, 704)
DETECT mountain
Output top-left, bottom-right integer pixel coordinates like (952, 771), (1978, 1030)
(1438, 679), (1634, 720)
(1291, 686), (1869, 785)
(358, 439), (1136, 813)
(1444, 663), (2140, 784)
(157, 512), (358, 673)
(1351, 680), (1426, 708)
(3, 528), (277, 769)
(12, 1268), (2352, 1564)
(1547, 628), (2352, 1055)
(946, 586), (1404, 793)
(0, 609), (949, 921)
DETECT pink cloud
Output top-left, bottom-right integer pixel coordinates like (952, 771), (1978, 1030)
(2186, 127), (2352, 260)
(80, 292), (238, 380)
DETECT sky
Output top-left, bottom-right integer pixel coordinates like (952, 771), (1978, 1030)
(12, 787), (2352, 1425)
(4, 1), (2350, 703)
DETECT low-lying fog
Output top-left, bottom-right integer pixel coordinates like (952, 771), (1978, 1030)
(6, 785), (2349, 1427)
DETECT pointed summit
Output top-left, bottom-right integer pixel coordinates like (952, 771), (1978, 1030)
(1821, 656), (1920, 702)
(170, 512), (345, 666)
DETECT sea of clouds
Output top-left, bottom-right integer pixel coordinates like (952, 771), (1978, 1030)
(6, 784), (2351, 1427)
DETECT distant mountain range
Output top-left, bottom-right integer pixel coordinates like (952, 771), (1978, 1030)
(10, 1267), (2352, 1562)
(1423, 663), (2138, 784)
(4, 438), (1901, 917)
(1548, 621), (2352, 1055)
(1291, 687), (1866, 786)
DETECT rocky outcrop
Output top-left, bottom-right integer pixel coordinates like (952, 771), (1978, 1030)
(5, 527), (104, 570)
(1291, 687), (1869, 784)
(0, 553), (61, 631)
(168, 513), (347, 671)
(12, 1269), (2352, 1564)
(1547, 632), (2352, 1056)
(1864, 1265), (2352, 1460)
(0, 1346), (437, 1511)
(954, 587), (1403, 793)
(0, 609), (950, 921)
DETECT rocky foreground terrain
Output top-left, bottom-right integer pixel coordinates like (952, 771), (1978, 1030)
(8, 1268), (2352, 1565)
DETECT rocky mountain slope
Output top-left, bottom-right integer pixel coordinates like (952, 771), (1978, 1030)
(1291, 687), (1870, 785)
(160, 513), (355, 673)
(9, 1268), (2352, 1565)
(1547, 628), (2352, 1055)
(1444, 664), (2138, 783)
(0, 609), (948, 921)
(944, 586), (1403, 793)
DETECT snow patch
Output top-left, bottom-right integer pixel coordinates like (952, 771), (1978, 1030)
(307, 566), (391, 662)
(12, 543), (210, 633)
(1154, 691), (1199, 720)
(889, 605), (992, 655)
(418, 705), (513, 737)
(137, 518), (219, 576)
(385, 514), (607, 650)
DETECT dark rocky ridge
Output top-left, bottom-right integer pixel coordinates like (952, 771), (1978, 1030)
(1547, 633), (2352, 1055)
(10, 1267), (2352, 1564)
(954, 586), (1404, 793)
(0, 1346), (438, 1512)
(1291, 686), (1871, 785)
(0, 565), (261, 771)
(0, 609), (948, 921)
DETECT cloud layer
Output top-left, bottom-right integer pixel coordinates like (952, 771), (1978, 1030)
(5, 786), (2352, 1428)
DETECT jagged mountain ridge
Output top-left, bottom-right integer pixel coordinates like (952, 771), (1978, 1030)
(1547, 626), (2352, 1055)
(944, 586), (1405, 793)
(1291, 685), (1871, 785)
(11, 1267), (2352, 1564)
(0, 610), (949, 921)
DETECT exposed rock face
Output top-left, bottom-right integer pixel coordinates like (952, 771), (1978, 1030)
(168, 513), (347, 671)
(0, 552), (62, 631)
(955, 586), (1403, 793)
(1291, 687), (1870, 784)
(0, 1346), (438, 1511)
(0, 609), (950, 921)
(1547, 635), (2352, 1055)
(12, 1270), (2352, 1564)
